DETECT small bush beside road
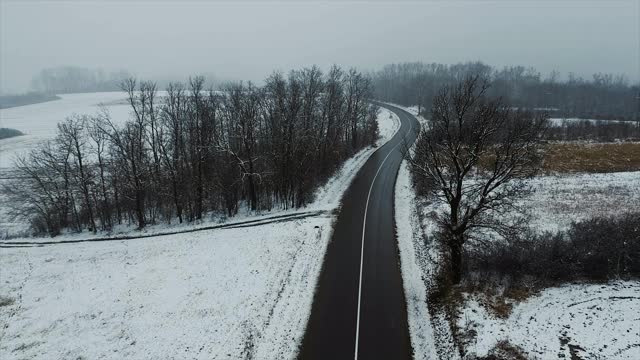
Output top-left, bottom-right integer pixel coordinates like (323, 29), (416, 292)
(463, 212), (640, 301)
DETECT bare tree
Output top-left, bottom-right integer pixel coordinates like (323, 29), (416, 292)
(57, 115), (97, 233)
(95, 78), (151, 229)
(88, 108), (113, 230)
(409, 76), (548, 284)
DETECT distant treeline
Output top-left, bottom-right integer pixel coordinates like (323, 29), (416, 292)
(5, 66), (378, 236)
(373, 61), (639, 121)
(31, 66), (131, 94)
(546, 120), (640, 142)
(0, 92), (60, 109)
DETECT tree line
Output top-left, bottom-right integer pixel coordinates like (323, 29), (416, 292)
(30, 66), (131, 94)
(5, 66), (378, 236)
(373, 61), (639, 121)
(546, 119), (640, 142)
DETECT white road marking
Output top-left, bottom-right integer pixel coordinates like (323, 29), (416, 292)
(354, 109), (414, 359)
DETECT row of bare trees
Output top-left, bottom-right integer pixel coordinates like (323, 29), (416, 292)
(5, 66), (378, 236)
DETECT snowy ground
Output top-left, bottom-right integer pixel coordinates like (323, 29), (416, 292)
(394, 137), (640, 359)
(459, 171), (640, 358)
(459, 281), (640, 359)
(0, 105), (399, 359)
(377, 107), (400, 147)
(1, 218), (331, 359)
(0, 92), (132, 168)
(524, 171), (640, 233)
(410, 171), (640, 238)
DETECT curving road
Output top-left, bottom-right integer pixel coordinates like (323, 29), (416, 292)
(300, 104), (420, 359)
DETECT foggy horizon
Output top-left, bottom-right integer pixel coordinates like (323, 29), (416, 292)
(1, 0), (638, 94)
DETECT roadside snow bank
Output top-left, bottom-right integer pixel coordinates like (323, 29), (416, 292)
(459, 281), (640, 359)
(395, 162), (443, 360)
(376, 107), (401, 147)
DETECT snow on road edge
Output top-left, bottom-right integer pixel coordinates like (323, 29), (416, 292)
(395, 162), (439, 360)
(376, 107), (401, 147)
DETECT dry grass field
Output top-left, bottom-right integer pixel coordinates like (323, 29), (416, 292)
(542, 142), (640, 173)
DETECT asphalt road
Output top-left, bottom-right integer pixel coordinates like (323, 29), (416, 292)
(300, 104), (420, 359)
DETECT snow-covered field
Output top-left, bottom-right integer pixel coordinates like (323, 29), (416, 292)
(0, 104), (399, 359)
(459, 281), (640, 359)
(394, 147), (640, 359)
(409, 171), (640, 238)
(525, 171), (640, 233)
(1, 218), (330, 359)
(0, 92), (132, 168)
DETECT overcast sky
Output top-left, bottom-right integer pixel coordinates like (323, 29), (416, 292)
(1, 0), (638, 93)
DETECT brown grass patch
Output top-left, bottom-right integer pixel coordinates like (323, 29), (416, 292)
(542, 142), (640, 173)
(459, 275), (537, 319)
(468, 287), (535, 320)
(479, 296), (513, 319)
(479, 340), (529, 360)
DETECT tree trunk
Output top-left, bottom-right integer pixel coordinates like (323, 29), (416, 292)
(135, 188), (145, 229)
(449, 238), (464, 285)
(172, 179), (183, 224)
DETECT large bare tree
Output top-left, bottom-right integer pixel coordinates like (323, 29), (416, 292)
(410, 76), (548, 284)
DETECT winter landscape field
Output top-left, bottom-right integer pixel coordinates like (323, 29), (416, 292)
(2, 1), (639, 359)
(395, 162), (640, 360)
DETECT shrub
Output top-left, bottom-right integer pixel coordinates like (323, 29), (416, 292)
(463, 212), (640, 294)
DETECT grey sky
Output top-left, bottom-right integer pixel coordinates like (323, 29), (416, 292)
(1, 0), (638, 93)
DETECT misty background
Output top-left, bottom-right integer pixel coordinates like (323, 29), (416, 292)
(1, 0), (638, 94)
